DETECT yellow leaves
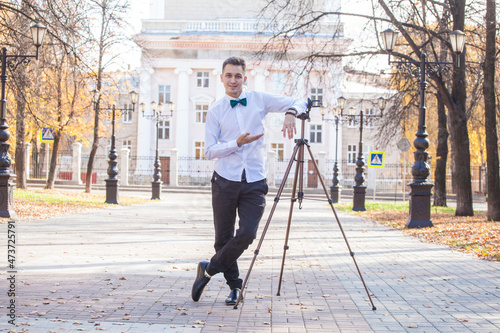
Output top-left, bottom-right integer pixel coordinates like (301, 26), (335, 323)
(360, 209), (499, 261)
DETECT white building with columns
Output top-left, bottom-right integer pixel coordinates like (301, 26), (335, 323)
(121, 0), (402, 190)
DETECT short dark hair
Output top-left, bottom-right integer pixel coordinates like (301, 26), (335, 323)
(222, 57), (246, 73)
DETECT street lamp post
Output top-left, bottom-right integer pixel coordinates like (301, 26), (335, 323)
(91, 90), (139, 204)
(381, 28), (465, 228)
(320, 96), (346, 203)
(141, 101), (174, 200)
(323, 97), (386, 210)
(0, 23), (47, 218)
(331, 115), (341, 202)
(349, 107), (367, 211)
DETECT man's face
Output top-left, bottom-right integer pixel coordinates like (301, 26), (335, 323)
(221, 64), (247, 98)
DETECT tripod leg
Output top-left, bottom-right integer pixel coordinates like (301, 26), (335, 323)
(276, 142), (304, 296)
(305, 145), (377, 311)
(233, 144), (300, 309)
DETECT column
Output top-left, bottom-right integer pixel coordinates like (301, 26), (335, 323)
(317, 151), (327, 187)
(71, 142), (82, 185)
(136, 67), (154, 175)
(250, 69), (269, 92)
(170, 148), (179, 187)
(252, 69), (271, 155)
(174, 67), (192, 158)
(367, 166), (376, 198)
(120, 148), (130, 186)
(291, 71), (306, 99)
(212, 69), (225, 100)
(24, 142), (30, 181)
(267, 150), (276, 188)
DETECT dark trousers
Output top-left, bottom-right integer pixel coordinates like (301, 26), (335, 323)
(207, 172), (268, 290)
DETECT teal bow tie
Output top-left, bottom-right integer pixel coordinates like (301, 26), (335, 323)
(230, 98), (247, 108)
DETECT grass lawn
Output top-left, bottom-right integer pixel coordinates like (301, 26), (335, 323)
(4, 189), (149, 221)
(335, 201), (500, 261)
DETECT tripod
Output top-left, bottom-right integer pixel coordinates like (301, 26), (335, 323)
(234, 101), (376, 310)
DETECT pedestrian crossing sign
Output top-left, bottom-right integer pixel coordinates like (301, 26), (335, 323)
(368, 151), (385, 168)
(40, 127), (55, 143)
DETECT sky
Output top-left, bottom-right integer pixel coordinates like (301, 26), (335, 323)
(112, 0), (148, 70)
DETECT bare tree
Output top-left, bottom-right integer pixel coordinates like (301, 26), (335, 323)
(84, 0), (130, 193)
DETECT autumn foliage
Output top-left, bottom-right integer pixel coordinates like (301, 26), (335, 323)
(337, 203), (499, 261)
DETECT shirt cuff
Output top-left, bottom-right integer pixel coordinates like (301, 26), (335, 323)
(229, 139), (240, 148)
(290, 100), (308, 115)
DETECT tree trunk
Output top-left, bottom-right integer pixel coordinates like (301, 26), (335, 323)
(39, 142), (46, 179)
(85, 0), (107, 193)
(85, 144), (98, 192)
(433, 92), (448, 206)
(30, 138), (39, 178)
(13, 1), (31, 189)
(483, 0), (500, 220)
(14, 76), (27, 189)
(45, 131), (61, 189)
(85, 104), (99, 193)
(449, 0), (473, 216)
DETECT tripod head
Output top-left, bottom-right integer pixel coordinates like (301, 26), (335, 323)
(298, 98), (322, 121)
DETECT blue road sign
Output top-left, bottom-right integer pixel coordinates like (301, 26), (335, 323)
(368, 151), (385, 168)
(40, 128), (55, 143)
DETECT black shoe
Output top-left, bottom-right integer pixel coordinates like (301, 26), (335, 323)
(225, 288), (241, 306)
(192, 261), (210, 302)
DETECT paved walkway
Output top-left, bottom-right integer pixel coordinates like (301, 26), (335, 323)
(1, 191), (499, 332)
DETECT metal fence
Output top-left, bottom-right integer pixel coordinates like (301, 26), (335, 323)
(55, 150), (73, 181)
(439, 165), (486, 196)
(325, 161), (413, 194)
(273, 159), (412, 194)
(128, 156), (156, 185)
(80, 155), (107, 184)
(49, 152), (487, 197)
(178, 157), (214, 186)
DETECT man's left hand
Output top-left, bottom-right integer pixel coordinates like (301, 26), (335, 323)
(281, 114), (297, 139)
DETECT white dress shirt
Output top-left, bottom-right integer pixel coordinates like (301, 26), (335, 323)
(205, 90), (307, 183)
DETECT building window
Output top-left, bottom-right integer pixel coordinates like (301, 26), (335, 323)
(122, 140), (132, 158)
(309, 124), (322, 143)
(122, 140), (132, 151)
(271, 143), (285, 161)
(158, 120), (170, 140)
(272, 72), (286, 90)
(347, 145), (357, 165)
(195, 103), (208, 123)
(159, 85), (171, 104)
(195, 141), (205, 160)
(122, 104), (132, 123)
(348, 115), (357, 128)
(311, 88), (323, 105)
(196, 71), (210, 88)
(365, 108), (375, 128)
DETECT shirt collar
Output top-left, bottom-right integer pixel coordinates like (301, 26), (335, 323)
(224, 91), (247, 103)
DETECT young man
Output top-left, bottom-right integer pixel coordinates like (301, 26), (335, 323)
(192, 57), (307, 305)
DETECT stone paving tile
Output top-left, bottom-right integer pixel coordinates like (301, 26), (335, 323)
(0, 191), (499, 332)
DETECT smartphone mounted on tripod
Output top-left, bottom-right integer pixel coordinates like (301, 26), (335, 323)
(300, 98), (322, 120)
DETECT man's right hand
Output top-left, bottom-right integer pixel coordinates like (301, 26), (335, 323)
(237, 132), (264, 147)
